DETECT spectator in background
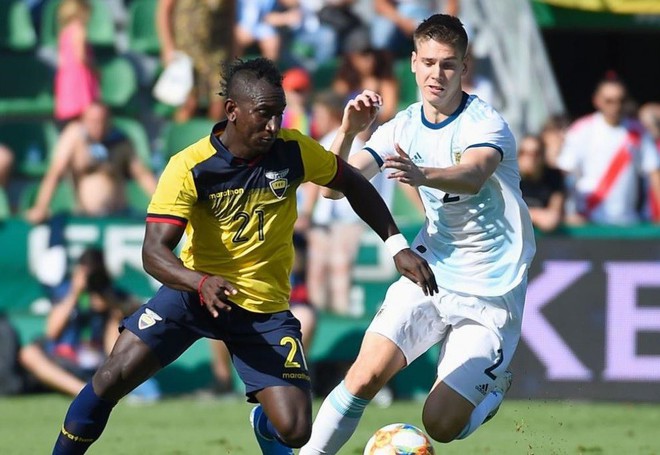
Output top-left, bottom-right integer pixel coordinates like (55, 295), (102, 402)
(638, 102), (660, 221)
(462, 47), (498, 109)
(539, 113), (570, 170)
(264, 0), (338, 71)
(305, 91), (365, 315)
(19, 248), (143, 397)
(557, 76), (660, 226)
(0, 144), (14, 189)
(157, 0), (235, 122)
(316, 0), (363, 58)
(371, 0), (436, 57)
(25, 102), (157, 224)
(334, 27), (399, 127)
(54, 0), (100, 123)
(518, 135), (565, 233)
(235, 0), (280, 61)
(282, 67), (313, 135)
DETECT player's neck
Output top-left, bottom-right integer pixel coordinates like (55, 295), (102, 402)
(422, 90), (465, 124)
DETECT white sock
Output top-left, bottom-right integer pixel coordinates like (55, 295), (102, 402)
(456, 391), (504, 440)
(299, 381), (370, 455)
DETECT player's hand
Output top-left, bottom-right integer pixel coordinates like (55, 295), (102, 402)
(384, 143), (427, 187)
(393, 249), (438, 296)
(340, 90), (383, 136)
(198, 275), (238, 317)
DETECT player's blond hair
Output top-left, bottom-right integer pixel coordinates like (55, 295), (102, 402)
(57, 0), (91, 28)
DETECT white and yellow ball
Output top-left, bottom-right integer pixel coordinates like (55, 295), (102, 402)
(363, 423), (435, 455)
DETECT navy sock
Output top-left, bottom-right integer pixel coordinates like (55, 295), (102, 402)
(52, 383), (116, 455)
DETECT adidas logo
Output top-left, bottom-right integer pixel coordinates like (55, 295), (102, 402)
(411, 152), (423, 164)
(475, 383), (489, 395)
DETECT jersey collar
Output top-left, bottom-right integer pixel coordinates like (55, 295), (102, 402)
(209, 120), (265, 167)
(420, 92), (469, 130)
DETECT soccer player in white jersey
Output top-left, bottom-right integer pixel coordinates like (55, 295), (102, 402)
(300, 14), (536, 454)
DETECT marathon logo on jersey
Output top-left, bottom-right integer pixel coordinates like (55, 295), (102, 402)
(266, 169), (289, 199)
(475, 383), (489, 395)
(453, 151), (462, 164)
(138, 308), (162, 330)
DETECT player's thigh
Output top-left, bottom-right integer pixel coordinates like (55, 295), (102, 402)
(344, 332), (407, 398)
(367, 277), (448, 365)
(227, 308), (311, 405)
(428, 320), (517, 418)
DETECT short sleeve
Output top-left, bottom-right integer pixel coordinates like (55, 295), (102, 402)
(147, 154), (197, 220)
(363, 119), (398, 168)
(463, 115), (514, 161)
(294, 132), (339, 186)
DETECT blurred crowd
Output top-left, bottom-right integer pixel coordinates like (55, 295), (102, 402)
(2, 0), (660, 398)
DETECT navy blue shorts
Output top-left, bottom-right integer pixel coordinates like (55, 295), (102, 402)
(121, 286), (311, 402)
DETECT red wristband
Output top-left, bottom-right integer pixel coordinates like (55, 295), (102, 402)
(197, 275), (210, 305)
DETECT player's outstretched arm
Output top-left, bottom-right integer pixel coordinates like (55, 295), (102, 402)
(142, 222), (237, 317)
(322, 90), (383, 200)
(326, 160), (437, 296)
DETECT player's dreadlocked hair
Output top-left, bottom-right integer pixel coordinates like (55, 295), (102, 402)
(413, 14), (468, 59)
(219, 57), (283, 98)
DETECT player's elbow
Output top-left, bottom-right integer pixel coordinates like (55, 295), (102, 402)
(321, 187), (344, 200)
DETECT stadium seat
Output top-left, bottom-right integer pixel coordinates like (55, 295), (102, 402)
(98, 55), (139, 112)
(126, 180), (151, 214)
(18, 180), (76, 215)
(394, 58), (419, 109)
(0, 0), (37, 51)
(162, 118), (215, 160)
(127, 0), (160, 55)
(312, 58), (339, 91)
(40, 0), (115, 49)
(0, 120), (58, 178)
(0, 54), (54, 117)
(112, 116), (153, 169)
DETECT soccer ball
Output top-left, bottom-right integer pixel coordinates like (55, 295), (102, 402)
(363, 423), (435, 454)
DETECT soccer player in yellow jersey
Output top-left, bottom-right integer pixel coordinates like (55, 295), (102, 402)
(52, 58), (437, 455)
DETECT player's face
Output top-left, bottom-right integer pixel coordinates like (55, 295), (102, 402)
(230, 80), (286, 155)
(411, 38), (466, 110)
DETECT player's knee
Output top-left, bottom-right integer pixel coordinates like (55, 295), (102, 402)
(422, 412), (464, 444)
(276, 419), (311, 448)
(345, 366), (388, 399)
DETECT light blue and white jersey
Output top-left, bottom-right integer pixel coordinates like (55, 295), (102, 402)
(364, 93), (536, 297)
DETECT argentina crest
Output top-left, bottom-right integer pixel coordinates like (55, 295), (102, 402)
(265, 169), (289, 199)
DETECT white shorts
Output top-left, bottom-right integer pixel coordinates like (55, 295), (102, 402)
(367, 276), (527, 405)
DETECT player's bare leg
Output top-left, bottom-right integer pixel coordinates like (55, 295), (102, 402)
(300, 333), (406, 455)
(53, 331), (162, 454)
(251, 385), (312, 454)
(423, 380), (475, 442)
(344, 332), (406, 398)
(92, 330), (162, 401)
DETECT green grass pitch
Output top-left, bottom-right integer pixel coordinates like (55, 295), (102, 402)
(1, 395), (659, 454)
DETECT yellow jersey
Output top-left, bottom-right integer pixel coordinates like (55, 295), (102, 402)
(147, 121), (338, 313)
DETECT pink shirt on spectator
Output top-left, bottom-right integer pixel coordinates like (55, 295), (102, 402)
(55, 22), (99, 120)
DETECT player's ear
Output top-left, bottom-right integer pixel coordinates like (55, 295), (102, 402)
(411, 51), (417, 74)
(225, 98), (237, 122)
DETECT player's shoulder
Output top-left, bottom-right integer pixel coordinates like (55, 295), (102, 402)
(167, 136), (216, 171)
(462, 94), (505, 124)
(400, 102), (423, 118)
